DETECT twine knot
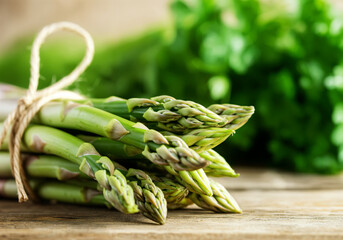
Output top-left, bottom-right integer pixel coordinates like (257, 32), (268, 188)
(0, 22), (94, 202)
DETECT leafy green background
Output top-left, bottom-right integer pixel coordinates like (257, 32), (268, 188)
(1, 0), (343, 174)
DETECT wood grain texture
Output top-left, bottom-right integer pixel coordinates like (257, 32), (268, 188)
(219, 167), (343, 190)
(1, 167), (343, 240)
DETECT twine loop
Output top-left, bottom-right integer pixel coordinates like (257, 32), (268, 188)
(0, 21), (94, 202)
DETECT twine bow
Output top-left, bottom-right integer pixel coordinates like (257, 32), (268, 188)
(0, 22), (94, 202)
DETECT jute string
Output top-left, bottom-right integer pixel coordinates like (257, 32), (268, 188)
(0, 22), (94, 202)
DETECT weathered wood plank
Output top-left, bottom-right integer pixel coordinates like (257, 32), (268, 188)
(0, 191), (342, 239)
(219, 167), (343, 190)
(0, 168), (342, 240)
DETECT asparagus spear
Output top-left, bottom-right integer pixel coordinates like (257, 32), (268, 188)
(67, 169), (168, 225)
(0, 152), (83, 180)
(167, 198), (193, 210)
(150, 175), (189, 204)
(199, 149), (239, 177)
(81, 95), (228, 132)
(163, 178), (242, 212)
(0, 178), (106, 206)
(189, 179), (242, 213)
(164, 166), (212, 196)
(0, 123), (138, 214)
(162, 128), (235, 152)
(0, 152), (13, 178)
(208, 104), (255, 131)
(66, 170), (168, 225)
(81, 136), (213, 196)
(126, 169), (167, 224)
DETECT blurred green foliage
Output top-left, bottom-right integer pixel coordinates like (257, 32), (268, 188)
(1, 0), (343, 173)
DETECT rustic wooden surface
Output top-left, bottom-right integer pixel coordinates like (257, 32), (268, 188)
(1, 167), (343, 240)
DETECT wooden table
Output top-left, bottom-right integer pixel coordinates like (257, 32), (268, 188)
(1, 167), (343, 239)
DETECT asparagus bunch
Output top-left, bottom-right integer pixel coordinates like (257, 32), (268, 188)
(0, 83), (254, 224)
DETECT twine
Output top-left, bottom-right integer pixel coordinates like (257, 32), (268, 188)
(0, 22), (94, 202)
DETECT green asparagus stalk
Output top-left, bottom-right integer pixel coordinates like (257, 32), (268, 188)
(0, 123), (138, 214)
(81, 136), (213, 196)
(0, 178), (106, 206)
(0, 152), (12, 178)
(24, 155), (86, 180)
(86, 95), (228, 132)
(164, 178), (242, 212)
(208, 104), (255, 131)
(0, 152), (84, 180)
(167, 198), (193, 210)
(0, 178), (18, 197)
(199, 150), (239, 177)
(164, 166), (212, 196)
(150, 175), (189, 204)
(66, 170), (168, 225)
(189, 179), (242, 213)
(162, 128), (235, 152)
(126, 168), (167, 224)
